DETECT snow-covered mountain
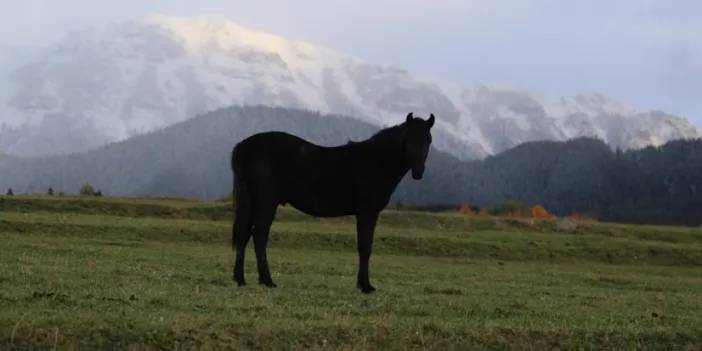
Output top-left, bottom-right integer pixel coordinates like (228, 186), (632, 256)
(0, 15), (699, 158)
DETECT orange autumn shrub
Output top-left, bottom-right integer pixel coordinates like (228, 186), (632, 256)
(531, 205), (552, 219)
(490, 201), (531, 217)
(569, 213), (584, 221)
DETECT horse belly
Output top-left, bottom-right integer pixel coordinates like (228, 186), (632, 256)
(285, 183), (356, 217)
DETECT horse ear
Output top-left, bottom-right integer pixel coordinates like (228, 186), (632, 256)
(406, 112), (413, 122)
(428, 114), (435, 128)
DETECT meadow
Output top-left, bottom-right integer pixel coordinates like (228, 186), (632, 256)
(1, 195), (702, 350)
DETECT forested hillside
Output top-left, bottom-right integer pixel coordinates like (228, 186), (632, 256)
(1, 105), (700, 225)
(453, 138), (702, 225)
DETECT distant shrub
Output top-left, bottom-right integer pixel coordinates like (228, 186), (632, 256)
(477, 202), (552, 219)
(457, 203), (479, 216)
(80, 183), (95, 196)
(531, 205), (552, 219)
(95, 190), (103, 197)
(556, 217), (578, 232)
(490, 201), (531, 218)
(6, 188), (13, 196)
(47, 187), (54, 196)
(569, 213), (584, 221)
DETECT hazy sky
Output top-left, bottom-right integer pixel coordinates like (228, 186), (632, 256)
(1, 0), (700, 125)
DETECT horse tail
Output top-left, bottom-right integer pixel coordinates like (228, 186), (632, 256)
(231, 143), (252, 251)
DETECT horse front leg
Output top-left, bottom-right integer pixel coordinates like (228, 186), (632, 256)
(356, 212), (379, 293)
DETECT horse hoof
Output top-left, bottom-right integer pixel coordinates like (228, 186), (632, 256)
(357, 284), (376, 294)
(234, 277), (246, 287)
(259, 280), (277, 288)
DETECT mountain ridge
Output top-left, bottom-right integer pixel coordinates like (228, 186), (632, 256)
(0, 15), (699, 158)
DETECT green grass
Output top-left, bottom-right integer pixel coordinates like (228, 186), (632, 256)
(1, 195), (702, 350)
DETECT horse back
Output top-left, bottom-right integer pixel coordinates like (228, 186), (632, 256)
(232, 132), (358, 216)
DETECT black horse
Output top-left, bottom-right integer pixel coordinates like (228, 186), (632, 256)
(231, 112), (434, 293)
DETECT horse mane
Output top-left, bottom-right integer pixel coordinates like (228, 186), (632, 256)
(342, 122), (408, 163)
(361, 123), (407, 148)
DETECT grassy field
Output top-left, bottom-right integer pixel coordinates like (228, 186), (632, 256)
(1, 195), (702, 350)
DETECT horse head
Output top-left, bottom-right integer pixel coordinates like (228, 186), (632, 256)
(403, 112), (435, 180)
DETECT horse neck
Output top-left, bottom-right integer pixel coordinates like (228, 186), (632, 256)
(359, 132), (409, 182)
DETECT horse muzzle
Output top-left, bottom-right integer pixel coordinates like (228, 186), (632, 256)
(411, 168), (424, 180)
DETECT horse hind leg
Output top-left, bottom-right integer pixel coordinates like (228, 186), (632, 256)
(233, 215), (252, 286)
(252, 202), (278, 288)
(233, 175), (253, 287)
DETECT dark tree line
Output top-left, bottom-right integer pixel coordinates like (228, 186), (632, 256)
(395, 137), (702, 226)
(1, 105), (700, 226)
